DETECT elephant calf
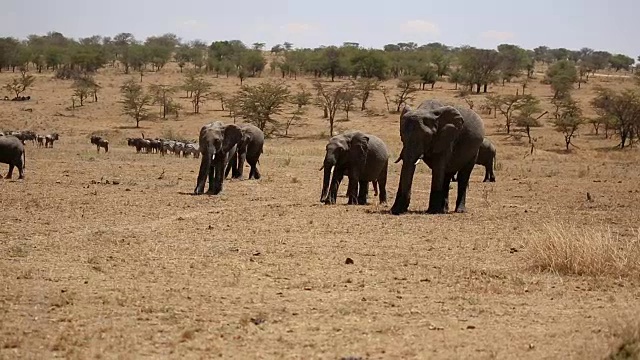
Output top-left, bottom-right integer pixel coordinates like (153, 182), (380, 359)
(225, 123), (264, 180)
(320, 130), (389, 205)
(0, 135), (26, 179)
(451, 137), (496, 183)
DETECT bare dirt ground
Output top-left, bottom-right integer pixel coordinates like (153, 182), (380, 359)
(1, 64), (640, 359)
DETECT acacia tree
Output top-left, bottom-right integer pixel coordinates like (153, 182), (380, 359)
(4, 70), (35, 99)
(120, 78), (152, 127)
(487, 94), (520, 133)
(544, 60), (578, 98)
(72, 75), (99, 106)
(353, 78), (379, 111)
(551, 95), (584, 150)
(148, 83), (180, 118)
(514, 95), (545, 143)
(393, 75), (419, 112)
(236, 80), (290, 133)
(313, 80), (350, 136)
(590, 85), (640, 148)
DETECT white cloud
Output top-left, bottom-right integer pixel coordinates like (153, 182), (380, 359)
(480, 30), (515, 42)
(281, 23), (315, 34)
(400, 20), (440, 35)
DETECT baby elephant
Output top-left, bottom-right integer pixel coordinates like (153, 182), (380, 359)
(320, 130), (389, 205)
(0, 135), (26, 179)
(451, 137), (497, 183)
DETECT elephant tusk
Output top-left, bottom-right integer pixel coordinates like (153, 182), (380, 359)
(211, 153), (216, 161)
(414, 158), (422, 165)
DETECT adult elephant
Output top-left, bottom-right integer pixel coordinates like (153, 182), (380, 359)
(451, 137), (497, 183)
(0, 135), (26, 179)
(390, 99), (485, 215)
(224, 123), (265, 180)
(320, 130), (389, 205)
(193, 121), (243, 195)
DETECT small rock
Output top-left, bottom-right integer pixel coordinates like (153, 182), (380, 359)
(112, 180), (120, 185)
(510, 247), (518, 253)
(253, 252), (261, 256)
(125, 188), (131, 192)
(55, 180), (61, 184)
(466, 325), (476, 330)
(345, 257), (354, 265)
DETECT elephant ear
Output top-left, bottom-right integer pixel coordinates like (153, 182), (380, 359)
(399, 105), (411, 138)
(349, 132), (369, 171)
(432, 106), (465, 154)
(222, 124), (243, 152)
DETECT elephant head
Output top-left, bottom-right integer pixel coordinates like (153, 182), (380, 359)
(390, 104), (465, 215)
(320, 131), (369, 203)
(194, 122), (243, 195)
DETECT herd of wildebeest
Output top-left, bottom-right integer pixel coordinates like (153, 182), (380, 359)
(1, 98), (499, 215)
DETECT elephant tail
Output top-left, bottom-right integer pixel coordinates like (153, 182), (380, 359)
(493, 153), (497, 170)
(23, 147), (26, 169)
(394, 149), (404, 163)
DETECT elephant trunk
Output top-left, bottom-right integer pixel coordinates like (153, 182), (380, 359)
(320, 163), (333, 203)
(390, 146), (419, 215)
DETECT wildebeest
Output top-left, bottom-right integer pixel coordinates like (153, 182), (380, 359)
(90, 135), (109, 153)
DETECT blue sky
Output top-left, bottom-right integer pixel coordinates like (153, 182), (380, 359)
(0, 0), (637, 57)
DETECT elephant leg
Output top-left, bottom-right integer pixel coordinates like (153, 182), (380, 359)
(346, 177), (359, 205)
(442, 173), (454, 213)
(224, 153), (234, 179)
(489, 163), (496, 182)
(372, 181), (378, 196)
(426, 161), (448, 214)
(234, 151), (246, 179)
(357, 180), (369, 205)
(451, 173), (457, 182)
(209, 159), (225, 195)
(6, 165), (14, 179)
(248, 157), (260, 180)
(454, 160), (475, 213)
(483, 165), (489, 182)
(194, 156), (210, 194)
(390, 162), (416, 215)
(377, 165), (388, 205)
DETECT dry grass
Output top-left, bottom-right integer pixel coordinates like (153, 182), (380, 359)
(2, 63), (640, 359)
(525, 223), (640, 279)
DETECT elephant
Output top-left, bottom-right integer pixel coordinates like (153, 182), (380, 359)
(193, 121), (243, 195)
(451, 137), (497, 183)
(224, 123), (264, 180)
(0, 135), (26, 179)
(320, 130), (389, 205)
(390, 99), (485, 215)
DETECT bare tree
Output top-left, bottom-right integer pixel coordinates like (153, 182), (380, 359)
(393, 75), (420, 112)
(313, 80), (350, 137)
(353, 78), (379, 111)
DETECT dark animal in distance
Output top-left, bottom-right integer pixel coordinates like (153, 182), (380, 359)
(0, 135), (26, 179)
(90, 135), (109, 153)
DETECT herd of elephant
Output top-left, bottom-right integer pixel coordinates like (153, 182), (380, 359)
(193, 98), (496, 215)
(1, 98), (497, 215)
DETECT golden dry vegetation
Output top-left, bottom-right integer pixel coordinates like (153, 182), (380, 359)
(1, 60), (640, 359)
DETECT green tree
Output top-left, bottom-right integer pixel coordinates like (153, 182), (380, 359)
(514, 94), (545, 143)
(609, 54), (635, 72)
(543, 60), (578, 98)
(72, 75), (99, 105)
(236, 80), (291, 132)
(119, 78), (152, 127)
(419, 65), (438, 90)
(148, 83), (179, 118)
(551, 95), (584, 150)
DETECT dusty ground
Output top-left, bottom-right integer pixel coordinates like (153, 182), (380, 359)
(1, 62), (640, 359)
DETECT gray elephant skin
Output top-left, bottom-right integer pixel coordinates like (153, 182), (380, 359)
(0, 135), (26, 179)
(320, 130), (389, 205)
(224, 123), (264, 180)
(390, 99), (485, 215)
(451, 137), (496, 183)
(194, 121), (243, 195)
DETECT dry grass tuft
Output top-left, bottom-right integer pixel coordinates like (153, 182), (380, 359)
(525, 223), (640, 279)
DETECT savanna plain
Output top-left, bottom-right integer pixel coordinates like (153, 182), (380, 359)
(2, 51), (640, 360)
